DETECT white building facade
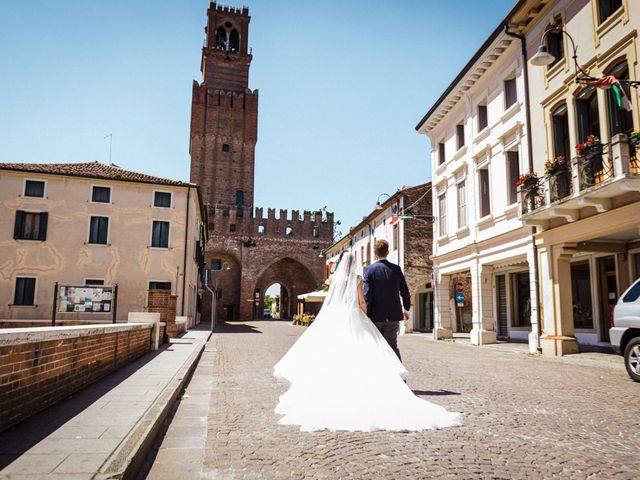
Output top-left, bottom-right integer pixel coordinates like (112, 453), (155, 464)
(417, 26), (540, 352)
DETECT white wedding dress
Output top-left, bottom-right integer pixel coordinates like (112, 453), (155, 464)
(273, 252), (461, 432)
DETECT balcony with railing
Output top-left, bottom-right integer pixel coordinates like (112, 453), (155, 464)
(519, 133), (640, 227)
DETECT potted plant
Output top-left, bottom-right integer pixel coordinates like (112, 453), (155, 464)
(544, 155), (570, 199)
(576, 135), (603, 186)
(515, 172), (539, 189)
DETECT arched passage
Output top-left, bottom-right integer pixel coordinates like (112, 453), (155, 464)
(203, 251), (241, 324)
(254, 257), (318, 320)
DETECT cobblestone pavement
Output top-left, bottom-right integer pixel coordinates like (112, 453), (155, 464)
(147, 321), (640, 479)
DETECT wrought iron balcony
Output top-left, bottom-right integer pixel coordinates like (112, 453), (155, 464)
(519, 134), (640, 228)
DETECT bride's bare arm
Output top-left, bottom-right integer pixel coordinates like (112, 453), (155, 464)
(357, 279), (367, 314)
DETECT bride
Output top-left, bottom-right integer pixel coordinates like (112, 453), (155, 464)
(273, 252), (461, 432)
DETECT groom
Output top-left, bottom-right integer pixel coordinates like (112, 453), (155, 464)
(363, 239), (411, 361)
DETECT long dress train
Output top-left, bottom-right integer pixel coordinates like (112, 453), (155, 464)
(273, 252), (461, 432)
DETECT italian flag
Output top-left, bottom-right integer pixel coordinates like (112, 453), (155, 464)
(583, 75), (632, 111)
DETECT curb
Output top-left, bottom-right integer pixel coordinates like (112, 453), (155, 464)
(95, 331), (211, 480)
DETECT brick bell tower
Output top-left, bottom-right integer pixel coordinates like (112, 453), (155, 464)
(190, 2), (333, 323)
(189, 2), (257, 210)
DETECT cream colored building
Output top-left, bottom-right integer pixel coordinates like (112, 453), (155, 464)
(0, 162), (206, 325)
(513, 0), (640, 354)
(416, 18), (540, 352)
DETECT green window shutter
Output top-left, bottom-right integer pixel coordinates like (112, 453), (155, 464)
(39, 212), (48, 241)
(14, 211), (25, 240)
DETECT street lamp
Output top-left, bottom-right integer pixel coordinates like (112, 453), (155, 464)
(204, 262), (230, 332)
(375, 193), (391, 210)
(530, 27), (640, 88)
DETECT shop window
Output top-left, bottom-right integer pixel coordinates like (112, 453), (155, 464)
(511, 272), (531, 328)
(598, 0), (622, 24)
(576, 87), (601, 143)
(478, 167), (491, 218)
(606, 60), (634, 137)
(571, 261), (594, 329)
(552, 103), (570, 159)
(507, 151), (520, 205)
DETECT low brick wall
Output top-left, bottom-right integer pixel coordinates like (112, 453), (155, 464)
(0, 323), (153, 431)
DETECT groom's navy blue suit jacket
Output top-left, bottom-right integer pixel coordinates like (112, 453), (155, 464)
(363, 259), (411, 323)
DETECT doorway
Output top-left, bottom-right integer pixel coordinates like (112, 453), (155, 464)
(224, 305), (235, 322)
(496, 275), (508, 340)
(597, 256), (618, 342)
(417, 292), (433, 332)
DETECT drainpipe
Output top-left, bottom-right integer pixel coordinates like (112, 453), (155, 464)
(504, 24), (543, 352)
(181, 186), (191, 316)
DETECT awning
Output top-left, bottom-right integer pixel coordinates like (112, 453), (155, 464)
(297, 290), (327, 302)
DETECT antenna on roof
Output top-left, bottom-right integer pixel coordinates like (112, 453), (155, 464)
(104, 133), (113, 165)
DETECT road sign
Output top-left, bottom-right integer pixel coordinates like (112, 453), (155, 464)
(456, 281), (465, 293)
(455, 292), (465, 307)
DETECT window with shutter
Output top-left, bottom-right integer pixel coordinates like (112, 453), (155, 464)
(576, 87), (600, 143)
(606, 61), (633, 136)
(546, 19), (564, 68)
(438, 142), (446, 165)
(552, 104), (570, 159)
(438, 193), (447, 236)
(457, 181), (467, 228)
(504, 78), (517, 109)
(91, 186), (111, 203)
(14, 277), (36, 305)
(598, 0), (622, 23)
(477, 105), (488, 131)
(24, 180), (45, 197)
(154, 192), (172, 208)
(507, 151), (520, 205)
(89, 216), (109, 244)
(456, 124), (465, 149)
(479, 168), (491, 217)
(151, 221), (170, 248)
(14, 211), (47, 241)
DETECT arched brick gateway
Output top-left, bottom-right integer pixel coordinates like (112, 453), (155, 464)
(254, 258), (317, 320)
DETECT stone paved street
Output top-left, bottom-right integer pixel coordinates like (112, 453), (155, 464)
(146, 321), (640, 479)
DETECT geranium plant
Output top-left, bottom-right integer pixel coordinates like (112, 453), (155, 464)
(544, 155), (568, 178)
(515, 172), (539, 187)
(576, 134), (600, 155)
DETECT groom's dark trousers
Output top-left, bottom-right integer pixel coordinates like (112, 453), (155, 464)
(363, 259), (411, 361)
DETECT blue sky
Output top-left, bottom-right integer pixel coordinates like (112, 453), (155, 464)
(0, 0), (514, 231)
